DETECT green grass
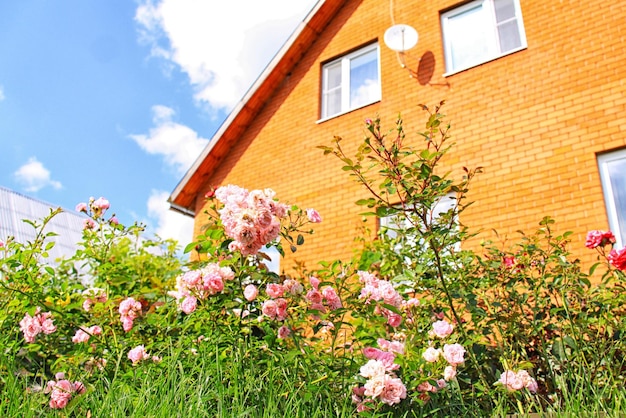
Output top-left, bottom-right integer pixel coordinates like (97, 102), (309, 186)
(2, 345), (624, 418)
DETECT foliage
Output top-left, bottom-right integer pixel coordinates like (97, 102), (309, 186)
(0, 103), (624, 416)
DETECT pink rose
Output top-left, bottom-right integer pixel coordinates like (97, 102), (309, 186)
(386, 312), (402, 328)
(75, 202), (87, 213)
(277, 325), (291, 339)
(121, 317), (134, 332)
(359, 360), (387, 379)
(442, 343), (466, 366)
(377, 338), (405, 354)
(431, 320), (454, 338)
(363, 347), (383, 360)
(305, 289), (323, 305)
(262, 299), (287, 320)
(306, 208), (322, 223)
(422, 347), (441, 363)
(93, 197), (110, 210)
(243, 284), (258, 301)
(72, 329), (90, 344)
(49, 380), (73, 409)
(585, 230), (616, 249)
(498, 370), (525, 391)
(444, 365), (457, 381)
(182, 270), (202, 287)
(608, 247), (626, 271)
(379, 376), (407, 405)
(203, 273), (224, 294)
(266, 283), (284, 298)
(181, 296), (197, 314)
(309, 276), (321, 290)
(83, 218), (96, 230)
(417, 381), (437, 393)
(128, 345), (149, 364)
(516, 369), (539, 393)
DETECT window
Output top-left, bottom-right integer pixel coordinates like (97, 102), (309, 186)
(379, 193), (459, 248)
(321, 43), (380, 119)
(441, 0), (526, 74)
(598, 149), (626, 248)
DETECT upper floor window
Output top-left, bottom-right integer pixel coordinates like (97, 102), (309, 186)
(321, 43), (380, 120)
(598, 149), (626, 248)
(441, 0), (527, 74)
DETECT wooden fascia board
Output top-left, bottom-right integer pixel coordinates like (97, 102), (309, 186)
(169, 0), (345, 214)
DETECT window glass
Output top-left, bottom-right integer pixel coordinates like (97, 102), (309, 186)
(599, 150), (626, 247)
(441, 0), (526, 74)
(321, 44), (380, 119)
(446, 4), (492, 71)
(350, 49), (379, 109)
(323, 63), (342, 117)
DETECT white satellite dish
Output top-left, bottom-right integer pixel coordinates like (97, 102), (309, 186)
(383, 24), (418, 52)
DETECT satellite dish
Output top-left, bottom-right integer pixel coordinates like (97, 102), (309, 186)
(384, 24), (418, 52)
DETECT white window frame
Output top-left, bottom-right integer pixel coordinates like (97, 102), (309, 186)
(441, 0), (527, 75)
(320, 43), (381, 121)
(598, 149), (626, 249)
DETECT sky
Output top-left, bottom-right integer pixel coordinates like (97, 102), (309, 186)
(0, 0), (315, 247)
(0, 0), (317, 248)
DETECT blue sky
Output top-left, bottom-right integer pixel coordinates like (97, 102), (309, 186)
(0, 0), (316, 246)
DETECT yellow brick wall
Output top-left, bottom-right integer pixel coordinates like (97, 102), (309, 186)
(193, 0), (626, 272)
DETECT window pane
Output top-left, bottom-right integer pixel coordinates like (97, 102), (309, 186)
(497, 20), (522, 52)
(325, 63), (342, 89)
(494, 0), (516, 22)
(350, 49), (379, 108)
(323, 88), (341, 118)
(322, 63), (342, 117)
(607, 158), (626, 243)
(446, 4), (491, 70)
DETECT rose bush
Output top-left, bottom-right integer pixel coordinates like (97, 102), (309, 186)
(0, 103), (624, 416)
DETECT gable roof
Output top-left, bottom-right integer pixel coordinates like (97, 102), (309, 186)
(0, 186), (87, 262)
(169, 0), (345, 215)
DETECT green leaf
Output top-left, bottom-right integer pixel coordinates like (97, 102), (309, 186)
(296, 234), (304, 245)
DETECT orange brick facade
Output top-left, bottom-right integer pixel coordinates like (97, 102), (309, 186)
(186, 0), (626, 272)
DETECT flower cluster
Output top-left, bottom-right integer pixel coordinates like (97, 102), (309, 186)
(19, 308), (57, 343)
(170, 264), (235, 314)
(44, 373), (85, 409)
(82, 287), (107, 311)
(215, 185), (289, 256)
(497, 369), (538, 393)
(76, 196), (110, 219)
(118, 297), (142, 331)
(71, 325), (103, 344)
(353, 340), (407, 411)
(305, 276), (342, 313)
(585, 230), (616, 249)
(585, 229), (626, 271)
(358, 271), (403, 327)
(415, 321), (466, 400)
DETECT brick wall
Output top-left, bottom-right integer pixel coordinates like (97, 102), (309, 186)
(192, 0), (626, 272)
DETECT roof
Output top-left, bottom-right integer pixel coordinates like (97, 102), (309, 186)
(169, 0), (345, 215)
(0, 186), (87, 262)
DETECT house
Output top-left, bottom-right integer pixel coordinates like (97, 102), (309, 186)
(170, 0), (626, 271)
(0, 186), (87, 262)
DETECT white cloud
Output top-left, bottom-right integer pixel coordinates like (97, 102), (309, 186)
(0, 85), (5, 101)
(13, 157), (62, 192)
(135, 0), (317, 111)
(129, 105), (209, 176)
(146, 189), (195, 246)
